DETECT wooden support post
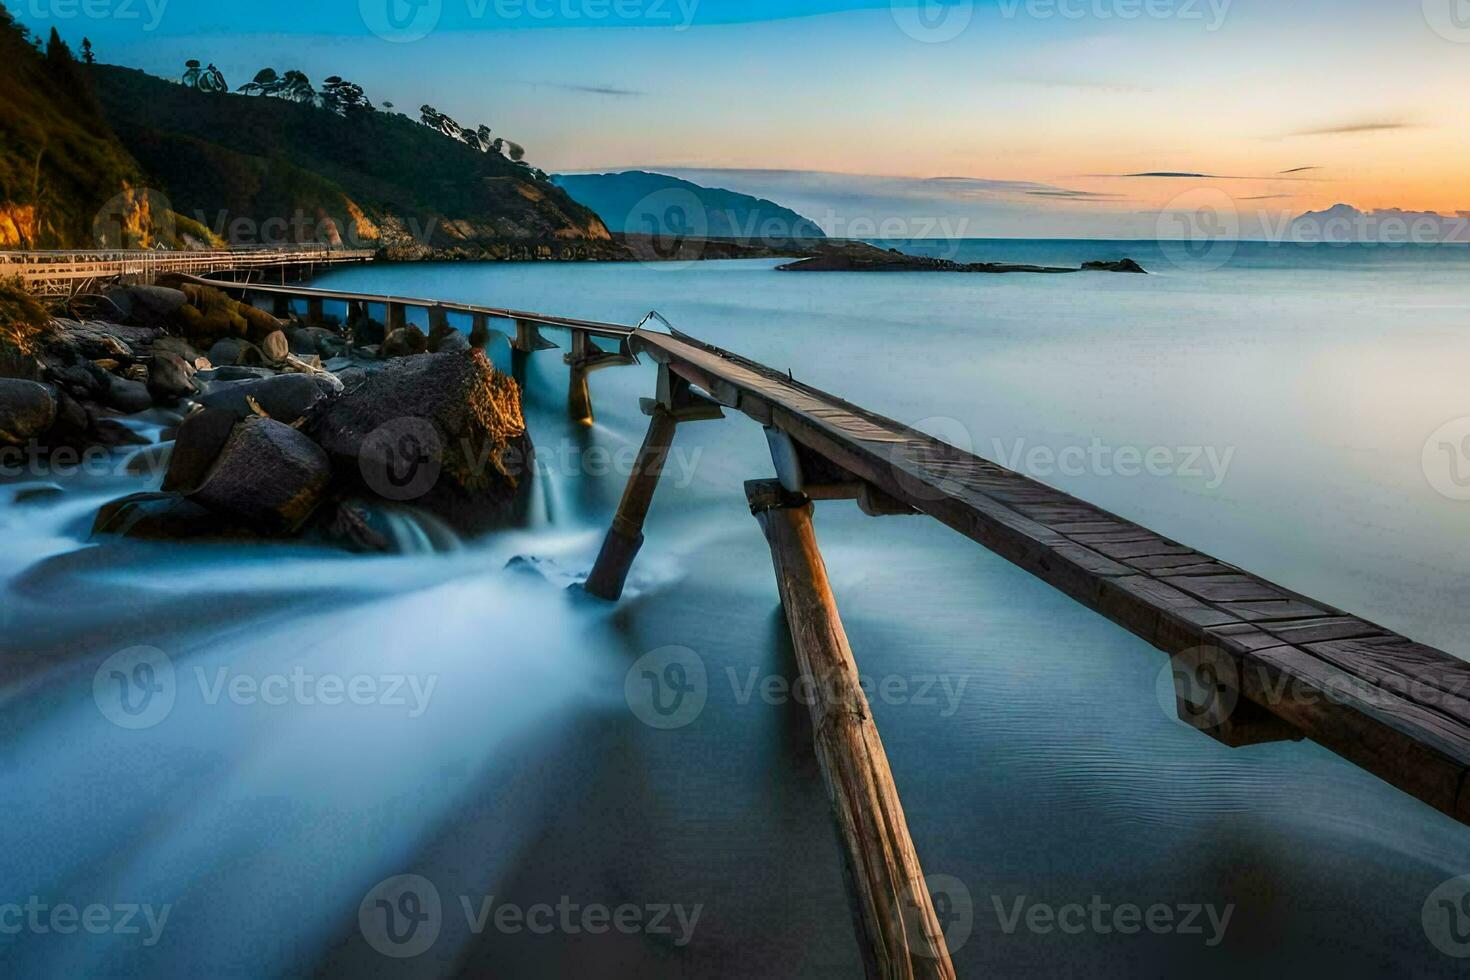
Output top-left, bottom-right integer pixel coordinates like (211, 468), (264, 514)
(568, 329), (594, 426)
(746, 479), (956, 980)
(470, 312), (492, 349)
(511, 318), (557, 387)
(272, 294), (291, 318)
(428, 305), (452, 349)
(387, 302), (407, 334)
(582, 407), (678, 600)
(307, 297), (324, 324)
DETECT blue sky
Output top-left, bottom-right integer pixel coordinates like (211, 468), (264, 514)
(14, 0), (1468, 237)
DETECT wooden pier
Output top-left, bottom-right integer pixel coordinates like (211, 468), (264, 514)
(188, 276), (637, 426)
(0, 246), (374, 297)
(129, 278), (1470, 976)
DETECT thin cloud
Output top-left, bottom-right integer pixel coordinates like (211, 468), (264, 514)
(1289, 121), (1412, 137)
(1240, 194), (1294, 201)
(1026, 189), (1125, 200)
(1093, 171), (1319, 181)
(1278, 166), (1320, 174)
(516, 81), (645, 97)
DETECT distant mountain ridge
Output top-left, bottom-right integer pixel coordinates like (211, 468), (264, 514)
(1288, 203), (1470, 244)
(552, 170), (827, 241)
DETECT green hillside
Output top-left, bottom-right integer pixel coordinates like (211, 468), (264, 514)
(0, 7), (166, 248)
(88, 65), (615, 258)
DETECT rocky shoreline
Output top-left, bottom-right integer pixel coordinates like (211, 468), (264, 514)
(0, 279), (533, 552)
(776, 243), (1147, 274)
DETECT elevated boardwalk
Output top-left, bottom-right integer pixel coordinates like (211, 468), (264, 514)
(629, 330), (1470, 826)
(128, 277), (1470, 976)
(0, 247), (374, 296)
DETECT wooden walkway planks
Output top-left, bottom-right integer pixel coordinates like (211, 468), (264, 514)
(190, 276), (635, 341)
(631, 327), (1470, 826)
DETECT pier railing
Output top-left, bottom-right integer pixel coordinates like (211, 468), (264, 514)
(0, 246), (375, 296)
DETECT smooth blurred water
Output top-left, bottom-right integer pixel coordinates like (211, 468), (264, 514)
(3, 242), (1470, 977)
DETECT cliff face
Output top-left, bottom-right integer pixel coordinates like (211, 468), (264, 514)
(88, 65), (617, 258)
(0, 9), (163, 248)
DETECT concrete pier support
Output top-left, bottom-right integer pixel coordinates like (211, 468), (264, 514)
(470, 312), (492, 349)
(306, 297), (324, 324)
(746, 480), (956, 980)
(272, 294), (291, 318)
(582, 406), (678, 600)
(510, 318), (557, 387)
(567, 330), (595, 426)
(386, 302), (407, 334)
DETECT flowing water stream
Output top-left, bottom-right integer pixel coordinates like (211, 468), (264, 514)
(4, 242), (1470, 976)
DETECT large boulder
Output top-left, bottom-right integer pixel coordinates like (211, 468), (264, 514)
(431, 330), (471, 354)
(128, 285), (188, 319)
(101, 374), (153, 414)
(0, 380), (57, 445)
(207, 338), (266, 368)
(190, 417), (331, 534)
(307, 349), (533, 534)
(153, 336), (207, 367)
(93, 491), (252, 541)
(196, 373), (337, 424)
(381, 326), (427, 359)
(147, 352), (198, 404)
(261, 330), (290, 363)
(161, 407), (238, 492)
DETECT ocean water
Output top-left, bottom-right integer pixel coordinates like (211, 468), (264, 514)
(3, 241), (1470, 977)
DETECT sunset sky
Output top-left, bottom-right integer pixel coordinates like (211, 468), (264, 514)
(22, 0), (1470, 237)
